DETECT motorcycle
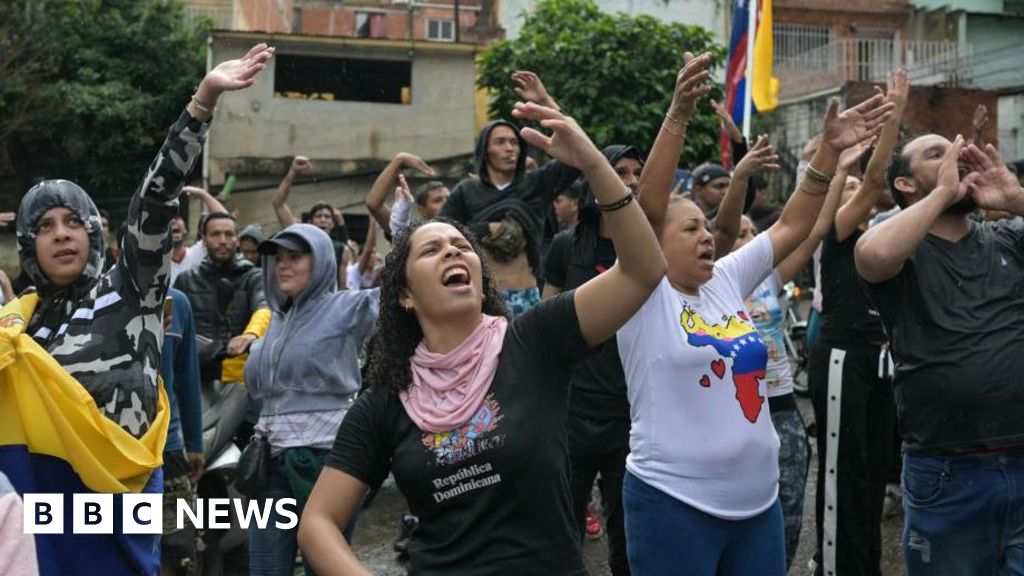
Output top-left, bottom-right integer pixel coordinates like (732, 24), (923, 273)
(782, 281), (811, 397)
(193, 375), (250, 576)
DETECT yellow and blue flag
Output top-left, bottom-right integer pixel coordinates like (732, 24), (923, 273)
(725, 0), (780, 130)
(0, 294), (168, 576)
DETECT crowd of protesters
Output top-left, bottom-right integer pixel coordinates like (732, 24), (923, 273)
(2, 41), (1024, 576)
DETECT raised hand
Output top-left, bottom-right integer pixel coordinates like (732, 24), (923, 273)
(972, 105), (989, 134)
(734, 135), (781, 179)
(181, 185), (207, 198)
(667, 52), (713, 122)
(821, 93), (895, 152)
(962, 143), (1024, 212)
(511, 71), (557, 109)
(710, 99), (743, 143)
(291, 156), (313, 173)
(199, 43), (275, 98)
(396, 153), (437, 176)
(886, 69), (910, 112)
(396, 174), (414, 203)
(936, 135), (969, 206)
(512, 102), (603, 172)
(838, 138), (874, 172)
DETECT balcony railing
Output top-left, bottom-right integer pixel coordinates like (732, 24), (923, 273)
(774, 37), (972, 100)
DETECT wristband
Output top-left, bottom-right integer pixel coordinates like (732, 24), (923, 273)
(598, 190), (636, 212)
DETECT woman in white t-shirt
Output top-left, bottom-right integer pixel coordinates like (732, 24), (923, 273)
(616, 52), (895, 576)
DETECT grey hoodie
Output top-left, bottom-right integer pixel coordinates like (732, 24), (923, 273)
(244, 224), (379, 417)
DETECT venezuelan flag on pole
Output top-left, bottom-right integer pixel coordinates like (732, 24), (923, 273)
(724, 0), (779, 142)
(0, 294), (168, 576)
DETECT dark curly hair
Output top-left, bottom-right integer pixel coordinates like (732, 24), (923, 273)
(367, 217), (509, 395)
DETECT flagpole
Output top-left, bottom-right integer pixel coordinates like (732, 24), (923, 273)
(743, 0), (756, 140)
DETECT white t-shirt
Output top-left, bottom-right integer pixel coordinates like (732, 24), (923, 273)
(345, 263), (381, 291)
(744, 271), (795, 398)
(170, 242), (207, 287)
(617, 233), (780, 520)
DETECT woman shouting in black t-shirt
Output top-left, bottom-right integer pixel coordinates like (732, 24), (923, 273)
(296, 101), (673, 575)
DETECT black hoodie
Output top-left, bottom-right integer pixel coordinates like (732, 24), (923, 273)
(543, 145), (642, 421)
(15, 111), (208, 438)
(440, 120), (581, 272)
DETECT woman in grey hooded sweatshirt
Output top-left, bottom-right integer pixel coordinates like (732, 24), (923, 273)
(243, 223), (379, 576)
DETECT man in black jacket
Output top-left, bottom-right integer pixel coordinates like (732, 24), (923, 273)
(173, 212), (268, 387)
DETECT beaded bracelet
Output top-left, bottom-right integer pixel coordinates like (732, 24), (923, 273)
(598, 190), (636, 212)
(662, 115), (688, 137)
(804, 163), (833, 185)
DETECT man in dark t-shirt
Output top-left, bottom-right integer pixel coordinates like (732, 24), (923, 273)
(856, 132), (1024, 575)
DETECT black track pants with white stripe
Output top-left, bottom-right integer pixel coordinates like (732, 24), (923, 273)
(809, 343), (896, 576)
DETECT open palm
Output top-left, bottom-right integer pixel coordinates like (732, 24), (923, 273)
(203, 43), (275, 95)
(822, 93), (895, 151)
(512, 102), (600, 170)
(963, 144), (1023, 211)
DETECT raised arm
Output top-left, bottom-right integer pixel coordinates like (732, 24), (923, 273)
(713, 135), (780, 258)
(855, 135), (967, 282)
(776, 139), (871, 284)
(365, 153), (436, 234)
(971, 104), (988, 147)
(513, 102), (666, 347)
(182, 186), (228, 216)
(638, 52), (713, 241)
(834, 71), (908, 242)
(767, 94), (894, 266)
(511, 71), (560, 111)
(357, 223), (378, 276)
(122, 43), (274, 295)
(389, 174), (416, 238)
(272, 156), (312, 228)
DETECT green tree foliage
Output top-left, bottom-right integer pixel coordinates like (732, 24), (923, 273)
(0, 0), (208, 219)
(478, 0), (726, 167)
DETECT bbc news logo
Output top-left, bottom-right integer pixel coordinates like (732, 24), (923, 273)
(22, 495), (298, 534)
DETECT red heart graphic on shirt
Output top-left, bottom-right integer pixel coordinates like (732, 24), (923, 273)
(711, 359), (726, 379)
(737, 311), (749, 321)
(699, 375), (711, 388)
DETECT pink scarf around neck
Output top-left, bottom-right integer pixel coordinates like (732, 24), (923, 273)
(400, 314), (509, 433)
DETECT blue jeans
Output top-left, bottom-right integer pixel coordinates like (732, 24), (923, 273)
(622, 471), (785, 576)
(902, 449), (1024, 575)
(248, 450), (358, 576)
(771, 401), (809, 569)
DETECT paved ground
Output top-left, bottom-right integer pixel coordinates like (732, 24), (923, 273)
(333, 395), (907, 576)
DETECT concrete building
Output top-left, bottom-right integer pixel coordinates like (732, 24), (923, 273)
(764, 0), (1024, 185)
(185, 0), (502, 44)
(180, 1), (499, 234)
(202, 29), (481, 234)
